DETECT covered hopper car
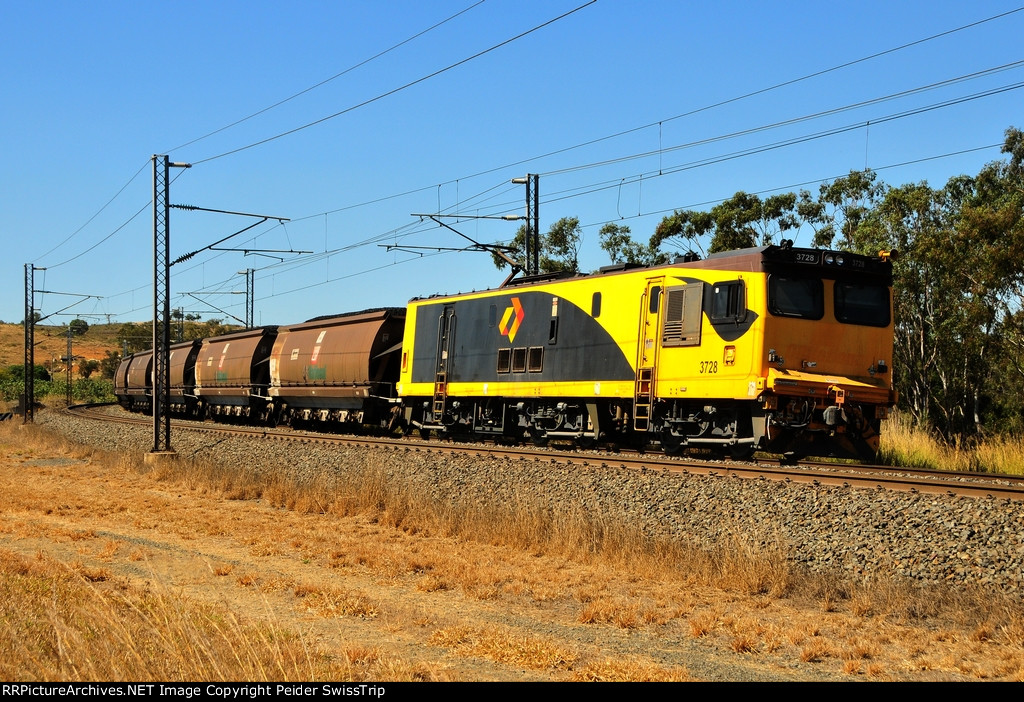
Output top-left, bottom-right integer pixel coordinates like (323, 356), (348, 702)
(116, 308), (405, 431)
(267, 308), (405, 428)
(195, 326), (279, 422)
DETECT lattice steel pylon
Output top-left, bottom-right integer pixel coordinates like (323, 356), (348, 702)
(527, 173), (539, 275)
(243, 268), (254, 329)
(151, 155), (190, 454)
(23, 263), (35, 423)
(512, 174), (540, 275)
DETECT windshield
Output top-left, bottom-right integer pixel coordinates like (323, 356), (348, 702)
(835, 282), (891, 327)
(768, 276), (823, 319)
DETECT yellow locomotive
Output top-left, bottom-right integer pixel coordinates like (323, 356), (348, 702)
(397, 243), (897, 460)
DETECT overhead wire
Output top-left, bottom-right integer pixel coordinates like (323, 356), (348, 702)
(258, 72), (1022, 291)
(274, 8), (1024, 231)
(90, 70), (1024, 315)
(431, 6), (1024, 185)
(569, 142), (1005, 248)
(165, 0), (487, 154)
(33, 160), (150, 264)
(31, 2), (490, 270)
(247, 136), (1010, 309)
(189, 0), (599, 165)
(41, 167), (191, 270)
(44, 4), (1018, 269)
(540, 62), (1024, 178)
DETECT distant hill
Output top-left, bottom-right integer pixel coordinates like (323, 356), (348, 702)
(0, 322), (124, 370)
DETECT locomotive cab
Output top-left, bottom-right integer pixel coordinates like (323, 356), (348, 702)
(648, 244), (896, 460)
(751, 246), (896, 459)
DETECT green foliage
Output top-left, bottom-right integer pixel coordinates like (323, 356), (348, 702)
(844, 128), (1024, 439)
(99, 350), (122, 380)
(117, 322), (151, 354)
(1, 364), (51, 382)
(797, 169), (886, 252)
(115, 319), (235, 356)
(0, 375), (115, 404)
(189, 318), (228, 339)
(69, 318), (89, 336)
(598, 222), (669, 266)
(79, 359), (100, 379)
(493, 217), (584, 274)
(0, 366), (45, 404)
(653, 191), (799, 254)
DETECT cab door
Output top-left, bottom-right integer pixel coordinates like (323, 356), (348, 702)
(634, 279), (663, 431)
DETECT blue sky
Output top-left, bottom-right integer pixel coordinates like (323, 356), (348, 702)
(3, 0), (1022, 327)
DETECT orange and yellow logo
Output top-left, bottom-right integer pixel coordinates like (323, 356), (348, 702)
(499, 297), (525, 342)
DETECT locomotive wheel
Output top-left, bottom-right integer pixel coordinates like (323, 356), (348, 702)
(529, 428), (548, 447)
(661, 430), (684, 456)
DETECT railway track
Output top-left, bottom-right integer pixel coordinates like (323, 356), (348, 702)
(66, 403), (1024, 502)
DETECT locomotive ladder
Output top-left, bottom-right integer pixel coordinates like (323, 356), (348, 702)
(432, 306), (455, 423)
(432, 372), (447, 422)
(634, 367), (654, 431)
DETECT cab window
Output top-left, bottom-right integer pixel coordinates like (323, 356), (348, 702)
(709, 280), (746, 323)
(768, 275), (823, 319)
(835, 282), (890, 326)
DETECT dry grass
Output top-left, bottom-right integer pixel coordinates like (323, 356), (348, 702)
(878, 412), (1024, 475)
(569, 658), (692, 682)
(4, 419), (1024, 681)
(132, 439), (799, 604)
(429, 624), (579, 671)
(0, 549), (393, 682)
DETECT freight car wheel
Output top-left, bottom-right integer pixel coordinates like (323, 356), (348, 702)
(529, 428), (548, 447)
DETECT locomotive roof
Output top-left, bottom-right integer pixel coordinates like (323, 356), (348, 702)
(410, 245), (892, 302)
(599, 244), (892, 282)
(684, 244), (892, 282)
